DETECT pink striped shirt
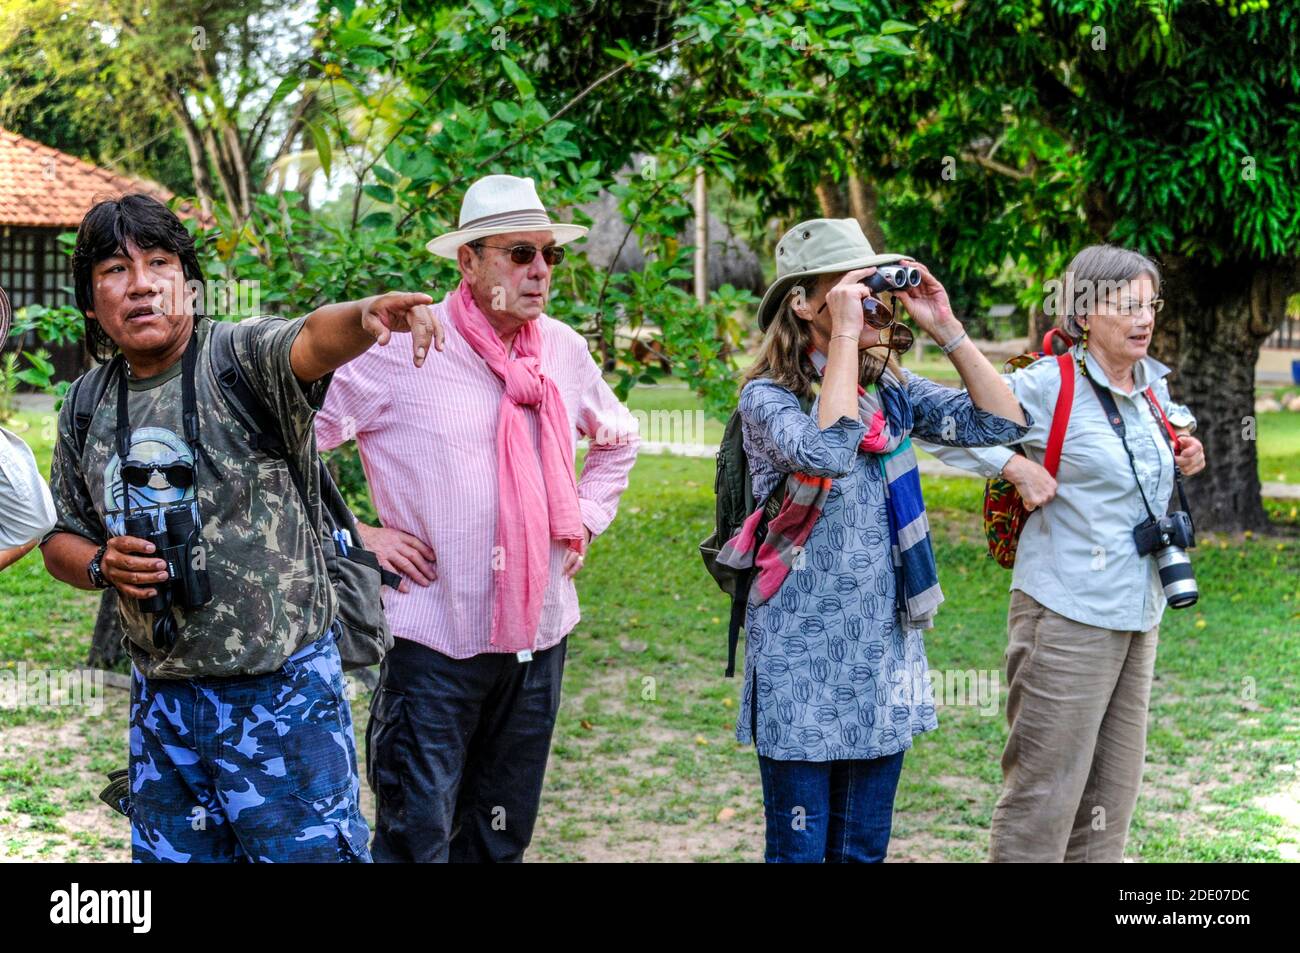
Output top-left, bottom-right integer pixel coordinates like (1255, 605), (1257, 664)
(315, 294), (639, 659)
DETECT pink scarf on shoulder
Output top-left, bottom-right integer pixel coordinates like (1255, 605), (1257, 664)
(448, 281), (586, 653)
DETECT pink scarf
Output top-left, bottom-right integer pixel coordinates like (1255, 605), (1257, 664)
(448, 281), (586, 653)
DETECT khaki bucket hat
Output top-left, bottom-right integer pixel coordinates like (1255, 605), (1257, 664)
(757, 218), (907, 330)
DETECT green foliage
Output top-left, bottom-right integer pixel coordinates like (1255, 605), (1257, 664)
(182, 0), (917, 422)
(4, 303), (81, 402)
(881, 0), (1300, 289)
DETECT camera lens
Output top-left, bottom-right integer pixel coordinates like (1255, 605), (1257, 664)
(1155, 545), (1198, 609)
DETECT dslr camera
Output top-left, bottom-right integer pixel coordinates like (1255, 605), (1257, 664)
(1133, 510), (1197, 609)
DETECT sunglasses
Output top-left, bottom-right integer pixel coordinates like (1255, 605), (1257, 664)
(816, 290), (897, 329)
(856, 322), (914, 388)
(121, 461), (194, 489)
(472, 242), (565, 266)
(862, 346), (911, 389)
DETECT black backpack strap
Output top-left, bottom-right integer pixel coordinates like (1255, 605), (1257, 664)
(69, 357), (121, 457)
(207, 321), (312, 504)
(724, 387), (813, 678)
(180, 326), (221, 481)
(208, 321), (289, 457)
(726, 585), (748, 678)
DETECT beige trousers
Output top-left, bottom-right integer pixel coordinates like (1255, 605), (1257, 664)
(990, 590), (1158, 863)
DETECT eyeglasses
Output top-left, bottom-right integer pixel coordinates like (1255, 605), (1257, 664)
(121, 461), (194, 489)
(1106, 298), (1165, 317)
(471, 242), (565, 266)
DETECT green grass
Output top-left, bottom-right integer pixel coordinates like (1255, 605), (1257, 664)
(2, 405), (1298, 861)
(1258, 409), (1300, 485)
(1, 409), (55, 475)
(618, 377), (725, 446)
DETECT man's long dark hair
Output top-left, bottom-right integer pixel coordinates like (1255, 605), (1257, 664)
(72, 194), (205, 364)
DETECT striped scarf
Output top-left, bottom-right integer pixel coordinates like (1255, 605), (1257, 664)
(863, 368), (944, 630)
(719, 356), (943, 630)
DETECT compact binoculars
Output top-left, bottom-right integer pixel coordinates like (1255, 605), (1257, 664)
(863, 265), (922, 294)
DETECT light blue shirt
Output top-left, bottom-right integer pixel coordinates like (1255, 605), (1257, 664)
(918, 346), (1194, 632)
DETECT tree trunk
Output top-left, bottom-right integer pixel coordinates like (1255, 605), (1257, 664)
(814, 175), (847, 218)
(221, 120), (253, 220)
(693, 166), (708, 305)
(847, 172), (886, 251)
(1028, 305), (1056, 350)
(202, 121), (242, 221)
(168, 92), (216, 217)
(1153, 257), (1297, 533)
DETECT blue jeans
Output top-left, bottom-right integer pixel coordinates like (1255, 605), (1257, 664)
(758, 751), (906, 863)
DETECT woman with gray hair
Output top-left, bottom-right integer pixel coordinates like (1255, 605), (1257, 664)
(922, 244), (1206, 862)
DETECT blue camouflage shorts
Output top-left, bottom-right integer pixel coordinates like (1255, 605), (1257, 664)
(128, 627), (371, 863)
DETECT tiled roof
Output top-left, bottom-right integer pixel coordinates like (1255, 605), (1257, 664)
(0, 126), (202, 228)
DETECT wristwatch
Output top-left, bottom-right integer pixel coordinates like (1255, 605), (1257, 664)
(87, 543), (111, 590)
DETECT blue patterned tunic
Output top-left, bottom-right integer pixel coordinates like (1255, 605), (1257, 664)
(735, 371), (1029, 762)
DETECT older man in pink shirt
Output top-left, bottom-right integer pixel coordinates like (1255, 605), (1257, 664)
(316, 174), (639, 862)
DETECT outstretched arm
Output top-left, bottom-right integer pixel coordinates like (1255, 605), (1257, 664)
(895, 259), (1025, 426)
(290, 292), (443, 383)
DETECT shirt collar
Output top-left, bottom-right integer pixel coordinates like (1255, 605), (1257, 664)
(1076, 344), (1170, 395)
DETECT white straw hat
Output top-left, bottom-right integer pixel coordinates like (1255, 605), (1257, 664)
(426, 174), (588, 258)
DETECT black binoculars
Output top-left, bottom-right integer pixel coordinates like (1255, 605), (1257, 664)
(123, 507), (213, 647)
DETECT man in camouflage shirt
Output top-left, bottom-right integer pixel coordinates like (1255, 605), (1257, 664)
(41, 194), (443, 862)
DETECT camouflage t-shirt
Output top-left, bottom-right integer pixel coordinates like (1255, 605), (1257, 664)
(47, 316), (337, 679)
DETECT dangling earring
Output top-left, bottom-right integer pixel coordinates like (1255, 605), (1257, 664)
(1081, 324), (1089, 351)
